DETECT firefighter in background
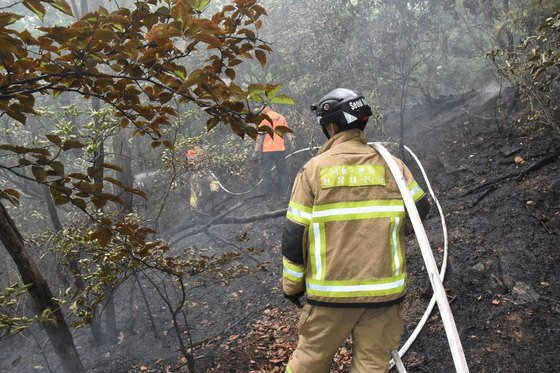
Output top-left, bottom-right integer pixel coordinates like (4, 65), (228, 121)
(281, 89), (430, 372)
(184, 145), (219, 211)
(252, 105), (293, 201)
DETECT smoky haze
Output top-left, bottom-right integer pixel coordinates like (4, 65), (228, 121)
(0, 0), (558, 372)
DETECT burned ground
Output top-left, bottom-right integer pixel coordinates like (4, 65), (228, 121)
(1, 90), (558, 372)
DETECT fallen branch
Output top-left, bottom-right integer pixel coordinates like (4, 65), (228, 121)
(221, 208), (287, 224)
(461, 149), (560, 198)
(469, 185), (497, 208)
(515, 148), (560, 181)
(169, 199), (249, 244)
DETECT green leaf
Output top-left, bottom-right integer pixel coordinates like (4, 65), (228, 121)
(269, 95), (295, 105)
(188, 0), (211, 12)
(173, 69), (187, 80)
(22, 0), (46, 20)
(49, 0), (73, 16)
(265, 85), (281, 100)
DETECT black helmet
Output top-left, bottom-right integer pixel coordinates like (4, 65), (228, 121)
(310, 88), (372, 138)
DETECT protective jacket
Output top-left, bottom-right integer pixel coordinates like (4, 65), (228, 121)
(260, 109), (289, 152)
(282, 129), (426, 307)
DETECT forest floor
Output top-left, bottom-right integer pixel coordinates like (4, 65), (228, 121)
(1, 88), (559, 372)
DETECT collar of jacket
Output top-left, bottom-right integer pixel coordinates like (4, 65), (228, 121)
(318, 129), (367, 155)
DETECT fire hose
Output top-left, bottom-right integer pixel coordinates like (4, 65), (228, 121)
(208, 143), (469, 372)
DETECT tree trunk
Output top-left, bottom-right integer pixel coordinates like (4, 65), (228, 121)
(79, 0), (88, 14)
(42, 185), (63, 232)
(89, 97), (111, 345)
(399, 77), (408, 159)
(69, 0), (79, 18)
(105, 291), (117, 343)
(501, 0), (514, 51)
(112, 128), (134, 214)
(441, 30), (449, 62)
(0, 201), (85, 373)
(93, 97), (119, 344)
(42, 185), (72, 287)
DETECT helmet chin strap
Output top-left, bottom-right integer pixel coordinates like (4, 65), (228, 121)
(322, 125), (331, 139)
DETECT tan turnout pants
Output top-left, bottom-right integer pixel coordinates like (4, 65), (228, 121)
(286, 303), (402, 373)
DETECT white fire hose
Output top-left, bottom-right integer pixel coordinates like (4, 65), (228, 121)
(372, 142), (469, 373)
(209, 142), (469, 372)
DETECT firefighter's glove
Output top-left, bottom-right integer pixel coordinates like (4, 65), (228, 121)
(284, 291), (304, 308)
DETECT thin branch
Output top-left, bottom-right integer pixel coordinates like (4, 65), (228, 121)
(0, 2), (21, 10)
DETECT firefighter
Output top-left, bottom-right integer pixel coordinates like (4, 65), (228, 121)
(184, 146), (219, 211)
(281, 88), (430, 373)
(252, 105), (293, 201)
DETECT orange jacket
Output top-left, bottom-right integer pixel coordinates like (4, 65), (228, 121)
(185, 146), (205, 165)
(260, 109), (289, 152)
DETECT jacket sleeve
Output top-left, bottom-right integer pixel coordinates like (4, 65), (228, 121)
(281, 168), (313, 296)
(401, 161), (426, 203)
(400, 161), (431, 234)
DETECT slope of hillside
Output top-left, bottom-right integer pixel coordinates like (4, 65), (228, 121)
(1, 89), (557, 373)
(206, 89), (560, 372)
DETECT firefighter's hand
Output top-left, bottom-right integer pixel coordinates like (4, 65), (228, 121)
(284, 291), (304, 308)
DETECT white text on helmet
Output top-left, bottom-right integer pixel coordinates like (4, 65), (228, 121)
(349, 98), (365, 111)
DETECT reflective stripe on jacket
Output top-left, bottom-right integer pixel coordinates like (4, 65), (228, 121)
(282, 129), (425, 305)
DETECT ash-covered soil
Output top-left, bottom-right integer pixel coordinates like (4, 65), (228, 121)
(1, 89), (558, 373)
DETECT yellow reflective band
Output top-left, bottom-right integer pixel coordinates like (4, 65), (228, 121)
(306, 274), (406, 298)
(283, 270), (304, 283)
(311, 200), (405, 223)
(286, 367), (293, 373)
(286, 201), (312, 225)
(283, 258), (305, 283)
(319, 164), (386, 188)
(390, 217), (404, 276)
(209, 180), (219, 192)
(408, 181), (425, 202)
(312, 222), (325, 280)
(313, 199), (404, 211)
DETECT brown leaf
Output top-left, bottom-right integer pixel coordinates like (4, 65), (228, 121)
(31, 166), (47, 183)
(255, 50), (266, 67)
(196, 33), (223, 48)
(90, 226), (112, 247)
